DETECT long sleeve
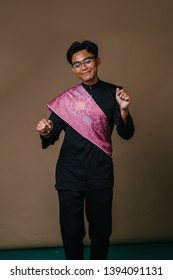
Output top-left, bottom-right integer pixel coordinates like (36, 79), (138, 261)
(39, 80), (135, 191)
(40, 111), (66, 149)
(114, 101), (135, 140)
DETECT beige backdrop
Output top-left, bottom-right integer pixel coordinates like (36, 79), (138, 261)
(0, 0), (173, 249)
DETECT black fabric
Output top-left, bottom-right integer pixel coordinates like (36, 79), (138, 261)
(41, 79), (135, 191)
(58, 188), (113, 260)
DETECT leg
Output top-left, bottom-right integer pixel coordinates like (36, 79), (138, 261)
(85, 188), (113, 260)
(58, 190), (85, 259)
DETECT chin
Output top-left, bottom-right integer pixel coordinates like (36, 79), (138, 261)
(81, 75), (94, 83)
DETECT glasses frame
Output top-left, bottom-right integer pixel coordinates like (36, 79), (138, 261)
(72, 56), (95, 69)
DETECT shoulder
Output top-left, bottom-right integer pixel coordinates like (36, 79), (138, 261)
(100, 80), (123, 91)
(99, 80), (122, 105)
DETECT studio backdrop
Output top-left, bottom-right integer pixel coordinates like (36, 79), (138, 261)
(0, 0), (173, 249)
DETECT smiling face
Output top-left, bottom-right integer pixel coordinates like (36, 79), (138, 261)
(71, 49), (101, 85)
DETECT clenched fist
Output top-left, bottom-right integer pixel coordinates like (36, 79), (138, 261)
(36, 119), (53, 137)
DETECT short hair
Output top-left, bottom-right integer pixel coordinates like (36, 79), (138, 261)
(66, 40), (98, 64)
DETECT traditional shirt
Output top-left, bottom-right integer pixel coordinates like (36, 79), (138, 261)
(41, 79), (135, 191)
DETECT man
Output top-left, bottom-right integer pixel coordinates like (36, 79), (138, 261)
(36, 40), (135, 260)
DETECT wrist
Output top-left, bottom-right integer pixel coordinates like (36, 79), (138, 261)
(120, 108), (129, 118)
(120, 108), (129, 126)
(40, 131), (51, 138)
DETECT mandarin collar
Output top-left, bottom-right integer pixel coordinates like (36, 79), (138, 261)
(82, 79), (101, 91)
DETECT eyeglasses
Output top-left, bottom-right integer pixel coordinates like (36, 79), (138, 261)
(72, 56), (95, 68)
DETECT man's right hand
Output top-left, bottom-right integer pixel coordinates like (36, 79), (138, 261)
(36, 119), (53, 137)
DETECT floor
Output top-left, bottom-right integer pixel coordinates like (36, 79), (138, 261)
(0, 242), (173, 260)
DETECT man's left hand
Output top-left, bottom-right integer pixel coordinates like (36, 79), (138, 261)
(116, 87), (131, 110)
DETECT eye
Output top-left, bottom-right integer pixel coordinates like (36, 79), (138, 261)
(83, 58), (92, 64)
(72, 62), (81, 68)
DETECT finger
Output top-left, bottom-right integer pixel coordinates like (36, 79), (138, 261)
(116, 88), (125, 96)
(118, 92), (124, 98)
(47, 120), (53, 128)
(37, 121), (47, 132)
(36, 126), (45, 133)
(40, 119), (49, 128)
(36, 119), (52, 133)
(123, 95), (130, 101)
(116, 87), (122, 95)
(116, 87), (119, 93)
(37, 126), (46, 133)
(39, 122), (47, 130)
(36, 123), (44, 130)
(41, 119), (48, 124)
(124, 95), (130, 101)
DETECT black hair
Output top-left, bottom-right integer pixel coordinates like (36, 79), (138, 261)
(66, 40), (98, 64)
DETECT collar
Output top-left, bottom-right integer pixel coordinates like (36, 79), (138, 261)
(82, 79), (101, 91)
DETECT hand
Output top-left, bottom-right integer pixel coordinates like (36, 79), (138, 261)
(116, 88), (131, 110)
(36, 119), (53, 137)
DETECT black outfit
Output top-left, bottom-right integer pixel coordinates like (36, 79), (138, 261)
(41, 79), (135, 259)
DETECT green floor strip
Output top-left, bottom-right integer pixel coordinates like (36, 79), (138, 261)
(0, 243), (173, 260)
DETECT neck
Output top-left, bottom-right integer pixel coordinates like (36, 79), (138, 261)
(82, 77), (99, 86)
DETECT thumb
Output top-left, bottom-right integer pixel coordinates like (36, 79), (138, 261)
(47, 119), (53, 128)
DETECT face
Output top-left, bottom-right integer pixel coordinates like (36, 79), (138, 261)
(71, 49), (101, 85)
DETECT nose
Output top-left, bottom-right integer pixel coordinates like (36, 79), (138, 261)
(81, 62), (87, 70)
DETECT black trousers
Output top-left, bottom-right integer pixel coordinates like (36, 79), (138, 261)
(58, 188), (113, 260)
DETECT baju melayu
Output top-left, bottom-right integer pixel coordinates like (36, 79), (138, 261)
(40, 79), (135, 260)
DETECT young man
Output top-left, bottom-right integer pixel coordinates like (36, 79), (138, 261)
(36, 40), (135, 260)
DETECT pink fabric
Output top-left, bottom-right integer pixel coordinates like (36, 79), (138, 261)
(47, 84), (112, 158)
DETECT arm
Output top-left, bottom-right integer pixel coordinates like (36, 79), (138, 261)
(114, 88), (135, 140)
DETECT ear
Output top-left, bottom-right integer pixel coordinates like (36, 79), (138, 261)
(96, 57), (101, 66)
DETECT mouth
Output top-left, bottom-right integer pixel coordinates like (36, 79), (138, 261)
(82, 71), (90, 76)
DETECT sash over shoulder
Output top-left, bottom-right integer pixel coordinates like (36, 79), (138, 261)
(47, 84), (112, 158)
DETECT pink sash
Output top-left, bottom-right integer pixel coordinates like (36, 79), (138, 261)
(47, 84), (112, 158)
